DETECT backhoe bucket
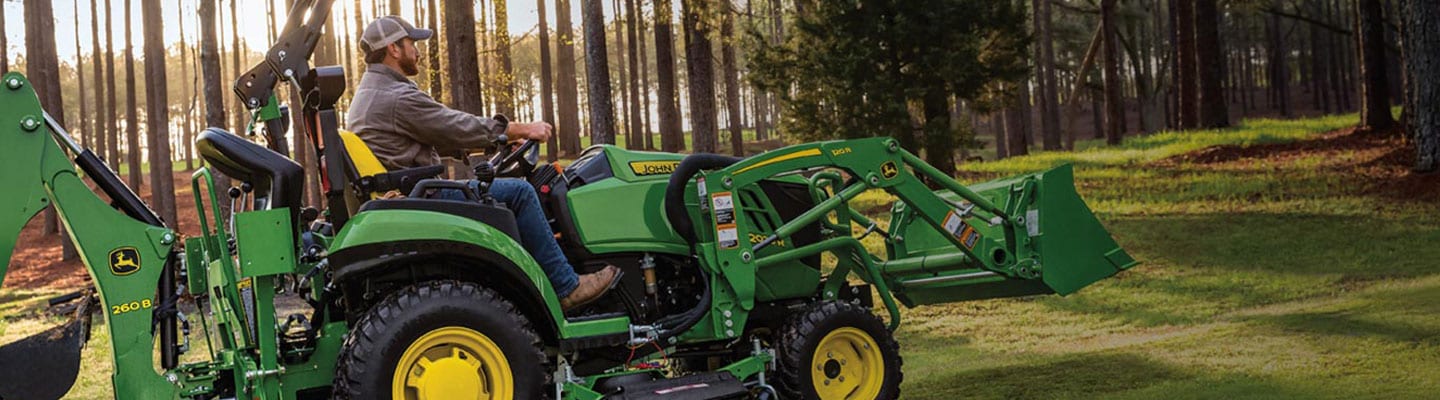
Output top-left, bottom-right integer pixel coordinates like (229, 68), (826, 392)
(885, 164), (1135, 305)
(0, 295), (94, 400)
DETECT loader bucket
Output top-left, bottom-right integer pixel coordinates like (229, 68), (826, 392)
(885, 164), (1135, 305)
(1022, 164), (1136, 295)
(0, 295), (94, 400)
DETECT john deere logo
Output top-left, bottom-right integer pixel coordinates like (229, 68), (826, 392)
(108, 247), (140, 276)
(881, 161), (899, 179)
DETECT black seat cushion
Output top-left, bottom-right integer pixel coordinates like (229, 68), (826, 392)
(358, 199), (521, 242)
(195, 128), (304, 216)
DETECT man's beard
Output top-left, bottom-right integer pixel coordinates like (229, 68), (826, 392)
(400, 55), (420, 76)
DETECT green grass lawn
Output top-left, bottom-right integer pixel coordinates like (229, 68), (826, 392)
(5, 112), (1437, 398)
(891, 113), (1440, 399)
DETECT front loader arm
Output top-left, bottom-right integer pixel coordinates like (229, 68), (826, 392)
(715, 138), (1029, 280)
(685, 137), (1134, 335)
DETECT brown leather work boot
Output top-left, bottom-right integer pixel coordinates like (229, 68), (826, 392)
(560, 265), (621, 311)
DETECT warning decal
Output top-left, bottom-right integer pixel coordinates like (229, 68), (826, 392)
(717, 224), (740, 249)
(712, 192), (735, 225)
(943, 210), (982, 250)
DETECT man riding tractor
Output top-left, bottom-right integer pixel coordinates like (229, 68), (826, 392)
(348, 16), (621, 311)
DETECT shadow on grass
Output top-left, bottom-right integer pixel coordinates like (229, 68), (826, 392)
(1248, 283), (1440, 346)
(1107, 212), (1438, 278)
(1037, 211), (1439, 326)
(1258, 310), (1440, 346)
(905, 351), (1348, 400)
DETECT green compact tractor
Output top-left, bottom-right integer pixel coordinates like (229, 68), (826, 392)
(0, 2), (1134, 399)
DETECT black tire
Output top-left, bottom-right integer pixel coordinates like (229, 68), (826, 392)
(776, 301), (903, 400)
(333, 280), (547, 399)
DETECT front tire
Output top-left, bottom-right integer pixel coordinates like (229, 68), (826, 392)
(776, 301), (902, 400)
(333, 280), (546, 399)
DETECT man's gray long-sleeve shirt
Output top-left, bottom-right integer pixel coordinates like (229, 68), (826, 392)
(346, 64), (506, 170)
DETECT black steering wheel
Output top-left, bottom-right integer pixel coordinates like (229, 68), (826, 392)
(488, 139), (541, 178)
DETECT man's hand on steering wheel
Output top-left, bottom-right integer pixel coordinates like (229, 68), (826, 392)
(506, 121), (553, 143)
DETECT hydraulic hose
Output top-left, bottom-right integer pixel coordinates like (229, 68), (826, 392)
(658, 154), (741, 343)
(664, 154), (743, 245)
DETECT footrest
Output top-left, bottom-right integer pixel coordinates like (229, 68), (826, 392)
(604, 371), (749, 400)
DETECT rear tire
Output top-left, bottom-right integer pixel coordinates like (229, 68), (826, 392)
(776, 301), (902, 400)
(333, 280), (547, 399)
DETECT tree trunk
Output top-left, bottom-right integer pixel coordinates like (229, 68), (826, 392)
(91, 0), (106, 164)
(683, 0), (718, 153)
(180, 0), (194, 171)
(123, 0), (144, 191)
(923, 88), (955, 177)
(1355, 0), (1394, 130)
(1035, 0), (1061, 149)
(1310, 1), (1333, 114)
(231, 0), (244, 132)
(582, 0), (617, 144)
(654, 0), (684, 152)
(74, 0), (88, 149)
(1101, 0), (1124, 144)
(1175, 0), (1198, 129)
(201, 0), (227, 131)
(0, 2), (6, 75)
(425, 0), (441, 99)
(721, 5), (743, 156)
(443, 0), (485, 115)
(538, 0), (558, 161)
(1267, 1), (1293, 117)
(555, 0), (582, 155)
(626, 0), (645, 150)
(1195, 0), (1229, 128)
(200, 0), (230, 212)
(1165, 0), (1178, 129)
(637, 0), (653, 150)
(105, 0), (119, 170)
(1402, 0), (1438, 170)
(611, 0), (631, 147)
(142, 0), (176, 226)
(493, 0), (515, 116)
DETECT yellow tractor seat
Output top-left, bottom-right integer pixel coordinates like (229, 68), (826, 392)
(338, 130), (445, 201)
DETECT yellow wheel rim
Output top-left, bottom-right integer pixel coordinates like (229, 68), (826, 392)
(810, 327), (885, 400)
(392, 326), (513, 400)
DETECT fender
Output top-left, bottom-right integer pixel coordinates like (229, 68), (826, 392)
(327, 209), (565, 339)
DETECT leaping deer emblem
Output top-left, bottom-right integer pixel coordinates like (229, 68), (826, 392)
(109, 248), (140, 276)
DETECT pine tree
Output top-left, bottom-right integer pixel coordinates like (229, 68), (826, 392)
(1356, 0), (1394, 131)
(142, 0), (176, 225)
(538, 0), (558, 160)
(444, 0), (485, 114)
(1195, 0), (1229, 128)
(91, 0), (107, 162)
(654, 0), (684, 152)
(556, 0), (582, 155)
(124, 0), (143, 190)
(493, 0), (515, 116)
(582, 0), (617, 144)
(682, 0), (718, 153)
(1402, 0), (1438, 171)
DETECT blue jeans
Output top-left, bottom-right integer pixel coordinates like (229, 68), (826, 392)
(434, 179), (581, 298)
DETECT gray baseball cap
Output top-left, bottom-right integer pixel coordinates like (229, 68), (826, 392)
(360, 16), (433, 53)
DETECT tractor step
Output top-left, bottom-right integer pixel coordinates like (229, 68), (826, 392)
(598, 371), (750, 400)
